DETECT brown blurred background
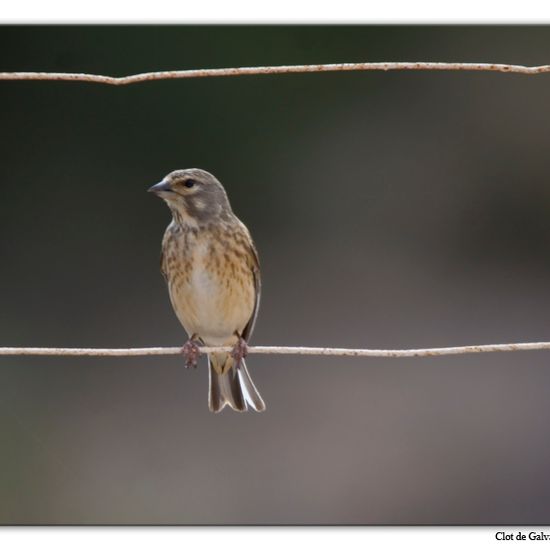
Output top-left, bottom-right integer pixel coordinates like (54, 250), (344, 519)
(0, 25), (549, 524)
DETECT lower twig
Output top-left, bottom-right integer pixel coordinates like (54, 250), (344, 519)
(0, 342), (549, 358)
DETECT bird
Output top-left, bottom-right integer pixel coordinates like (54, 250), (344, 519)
(148, 168), (266, 413)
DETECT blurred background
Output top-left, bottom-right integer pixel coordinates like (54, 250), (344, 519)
(0, 25), (549, 524)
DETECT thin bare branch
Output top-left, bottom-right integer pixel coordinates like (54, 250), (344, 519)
(1, 62), (550, 86)
(0, 342), (549, 359)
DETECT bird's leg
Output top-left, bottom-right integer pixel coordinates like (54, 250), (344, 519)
(231, 332), (249, 368)
(181, 334), (202, 369)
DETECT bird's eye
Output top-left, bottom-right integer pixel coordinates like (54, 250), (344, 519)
(184, 179), (196, 188)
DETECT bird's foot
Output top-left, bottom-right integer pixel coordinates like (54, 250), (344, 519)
(231, 335), (249, 368)
(181, 336), (202, 369)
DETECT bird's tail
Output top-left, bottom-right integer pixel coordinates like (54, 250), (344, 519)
(208, 353), (266, 413)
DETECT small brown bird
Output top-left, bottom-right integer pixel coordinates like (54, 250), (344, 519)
(148, 168), (266, 412)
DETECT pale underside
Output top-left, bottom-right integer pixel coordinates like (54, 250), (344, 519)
(163, 222), (257, 348)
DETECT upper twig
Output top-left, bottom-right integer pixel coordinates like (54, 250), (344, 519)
(1, 62), (550, 86)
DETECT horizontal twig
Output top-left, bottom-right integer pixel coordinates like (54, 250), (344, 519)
(1, 62), (550, 86)
(0, 342), (549, 358)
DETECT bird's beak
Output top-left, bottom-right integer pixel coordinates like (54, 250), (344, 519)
(148, 180), (172, 194)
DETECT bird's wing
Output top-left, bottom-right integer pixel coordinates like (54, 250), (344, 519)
(242, 239), (261, 342)
(159, 225), (172, 282)
(160, 247), (167, 280)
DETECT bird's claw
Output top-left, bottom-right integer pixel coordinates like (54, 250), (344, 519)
(231, 336), (248, 367)
(181, 338), (202, 369)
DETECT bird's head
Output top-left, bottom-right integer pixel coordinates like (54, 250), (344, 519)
(148, 168), (232, 226)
